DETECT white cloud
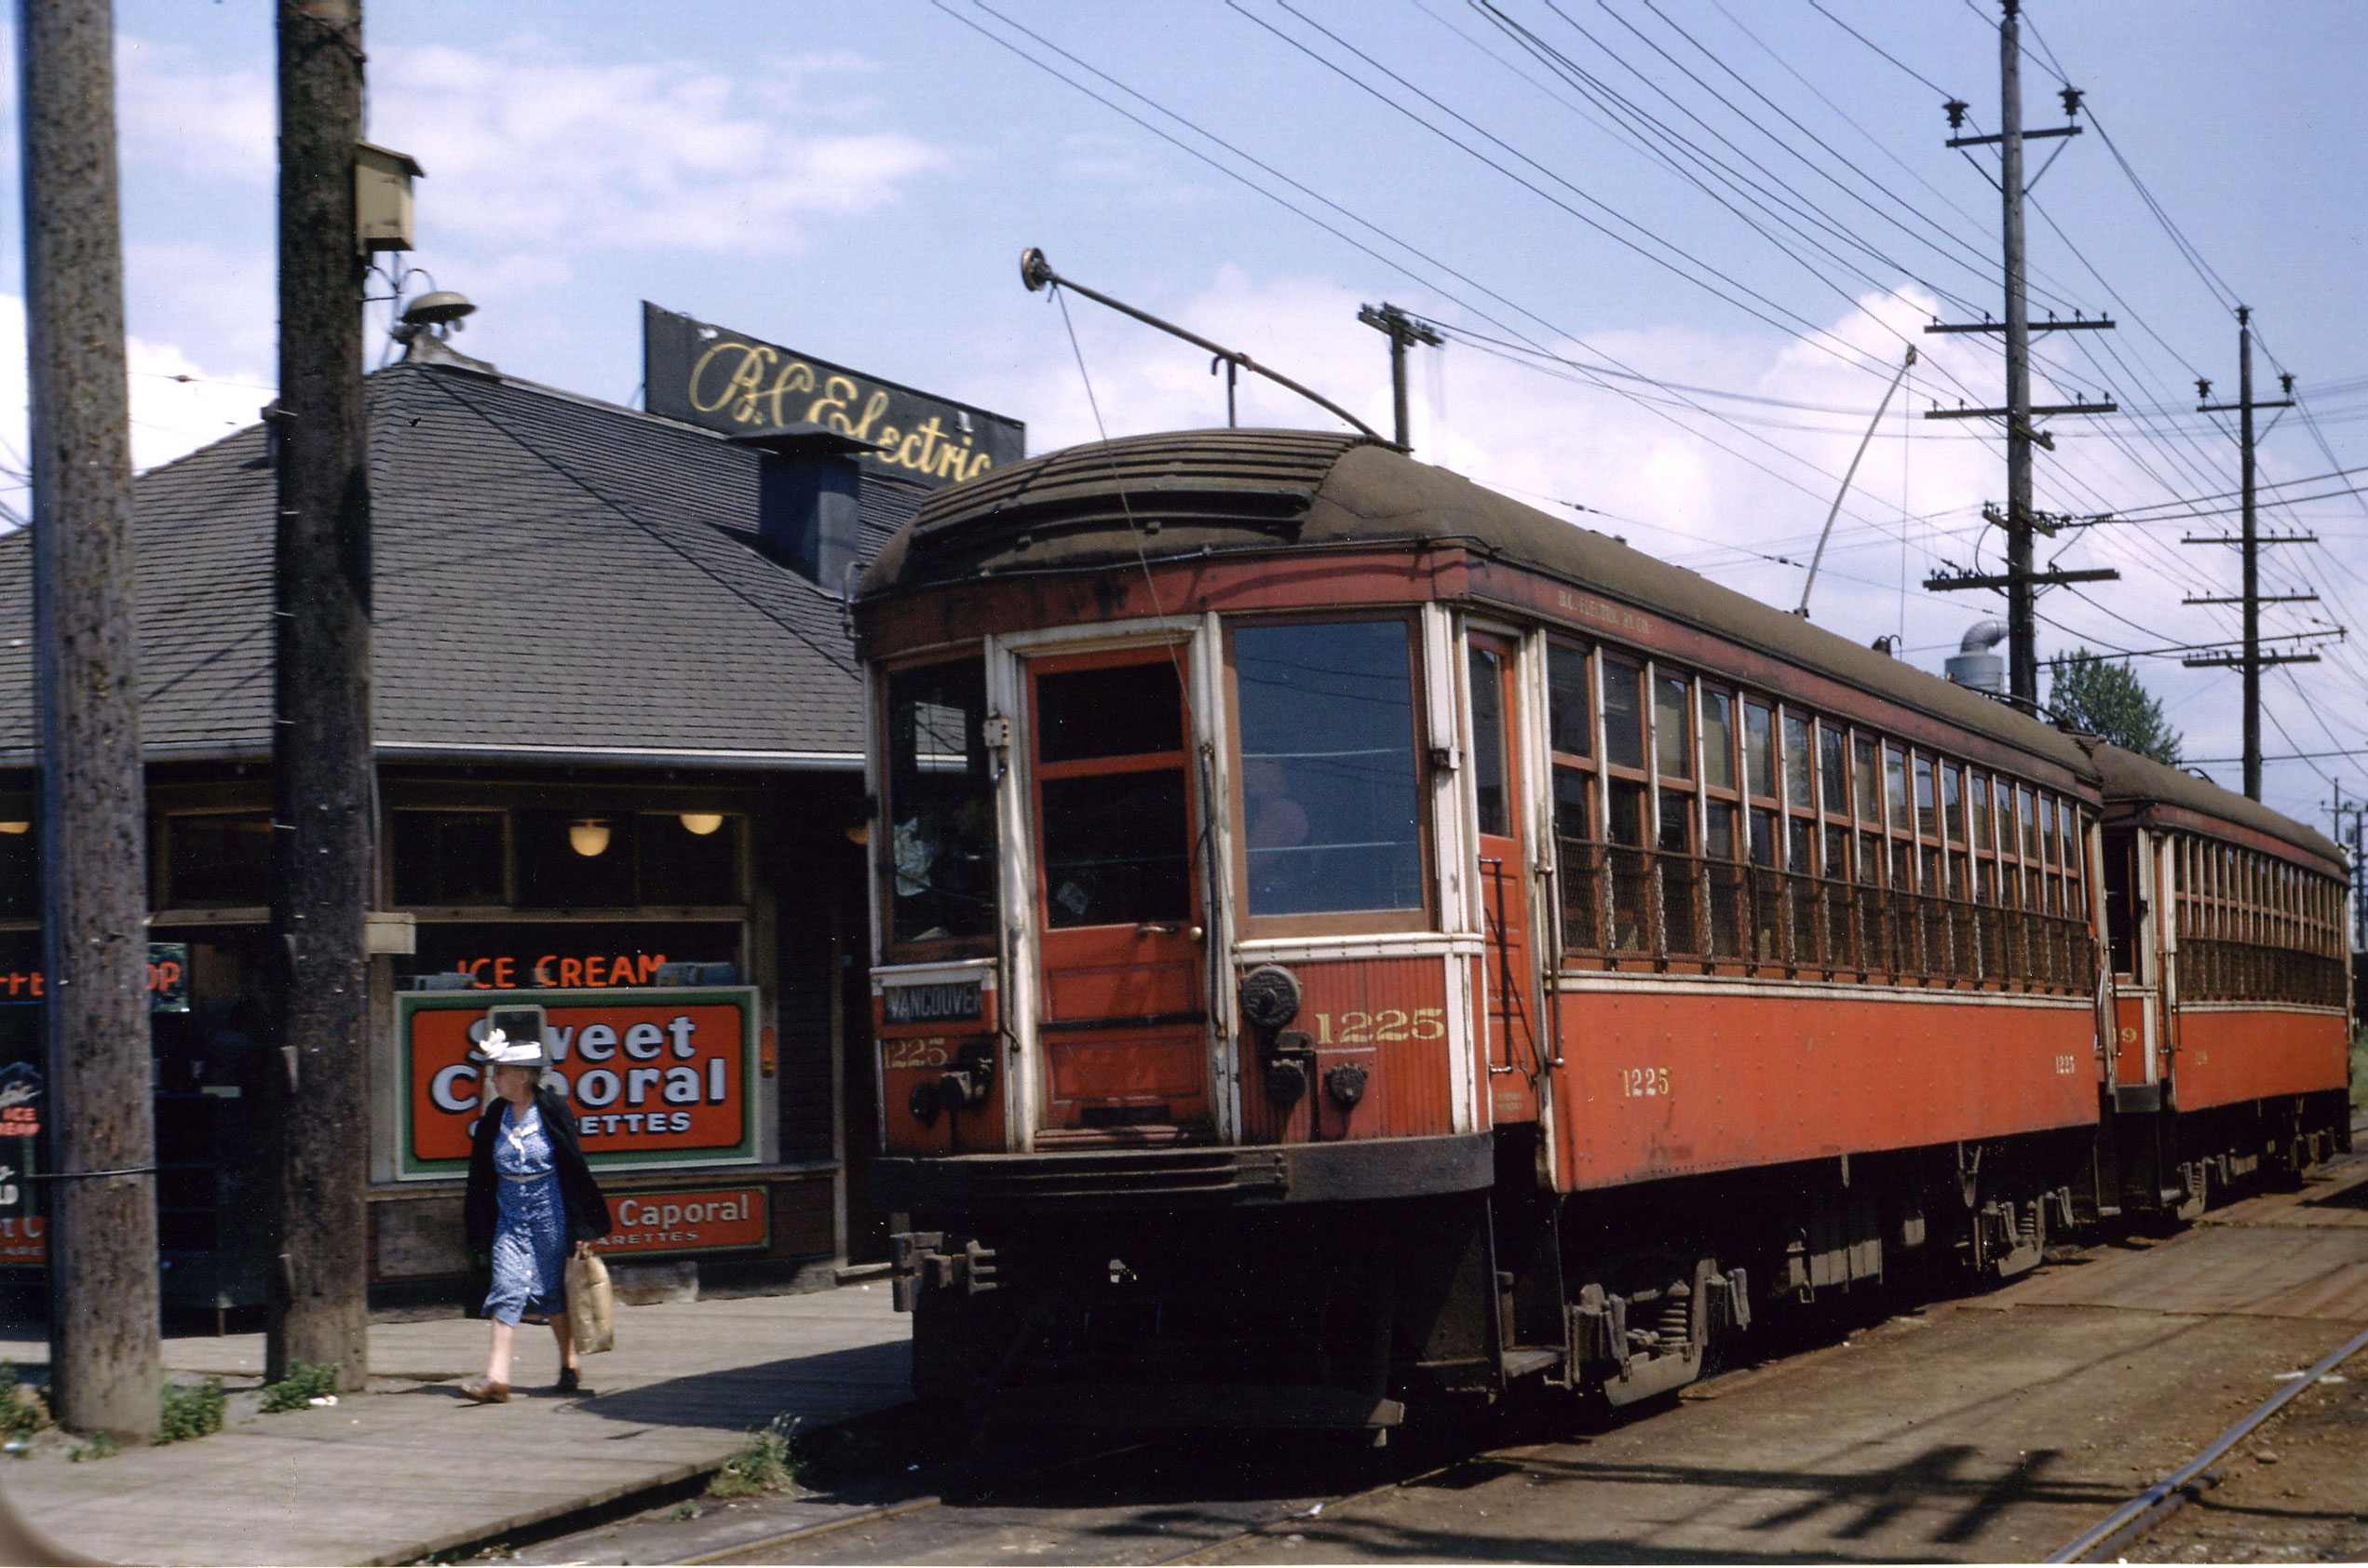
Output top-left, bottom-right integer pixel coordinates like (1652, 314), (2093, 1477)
(994, 263), (2331, 807)
(369, 42), (950, 254)
(100, 33), (948, 258)
(114, 33), (275, 186)
(1005, 269), (2172, 662)
(0, 294), (272, 531)
(121, 333), (270, 473)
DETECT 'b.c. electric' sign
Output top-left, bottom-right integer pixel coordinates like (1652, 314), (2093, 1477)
(397, 987), (759, 1179)
(643, 303), (1024, 490)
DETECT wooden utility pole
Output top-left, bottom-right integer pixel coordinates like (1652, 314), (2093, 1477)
(2184, 310), (2316, 804)
(268, 0), (372, 1387)
(1357, 303), (1442, 452)
(19, 0), (163, 1440)
(1923, 2), (2117, 710)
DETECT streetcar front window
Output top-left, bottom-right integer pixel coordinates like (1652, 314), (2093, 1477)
(884, 659), (997, 946)
(1034, 661), (1191, 928)
(1235, 619), (1424, 917)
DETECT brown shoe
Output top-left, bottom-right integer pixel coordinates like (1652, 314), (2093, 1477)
(458, 1376), (509, 1404)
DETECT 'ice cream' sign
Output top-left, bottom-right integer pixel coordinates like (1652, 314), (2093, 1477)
(398, 987), (759, 1179)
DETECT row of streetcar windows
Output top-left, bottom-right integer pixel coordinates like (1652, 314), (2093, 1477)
(2168, 834), (2348, 1007)
(1546, 640), (2093, 991)
(878, 625), (2341, 1009)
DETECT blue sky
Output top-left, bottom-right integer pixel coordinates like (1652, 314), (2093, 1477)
(5, 1), (2367, 831)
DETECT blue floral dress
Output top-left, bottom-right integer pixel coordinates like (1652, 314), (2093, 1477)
(483, 1100), (570, 1326)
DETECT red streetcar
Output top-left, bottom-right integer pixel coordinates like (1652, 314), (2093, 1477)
(855, 429), (2352, 1430)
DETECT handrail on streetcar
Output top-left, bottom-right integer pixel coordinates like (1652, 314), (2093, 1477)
(1021, 247), (1389, 446)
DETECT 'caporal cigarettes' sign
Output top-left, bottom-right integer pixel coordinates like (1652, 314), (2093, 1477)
(598, 1187), (770, 1257)
(398, 987), (759, 1179)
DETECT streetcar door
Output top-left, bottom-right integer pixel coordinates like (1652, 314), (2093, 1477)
(1470, 634), (1541, 1119)
(1025, 649), (1210, 1137)
(2103, 826), (2158, 1088)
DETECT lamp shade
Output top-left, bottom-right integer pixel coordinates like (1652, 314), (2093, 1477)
(679, 813), (724, 837)
(567, 818), (613, 858)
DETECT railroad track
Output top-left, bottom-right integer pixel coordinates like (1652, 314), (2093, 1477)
(672, 1427), (1495, 1567)
(2048, 1119), (2368, 1563)
(515, 1137), (2368, 1565)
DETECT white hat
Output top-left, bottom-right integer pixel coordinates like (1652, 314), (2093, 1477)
(468, 1028), (548, 1068)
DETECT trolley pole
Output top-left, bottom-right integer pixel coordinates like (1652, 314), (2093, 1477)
(1358, 303), (1441, 453)
(267, 0), (373, 1388)
(19, 0), (163, 1440)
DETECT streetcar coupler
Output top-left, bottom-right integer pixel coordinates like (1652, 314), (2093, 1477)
(889, 1229), (999, 1311)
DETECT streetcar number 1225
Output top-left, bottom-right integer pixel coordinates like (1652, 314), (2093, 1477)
(1307, 1008), (1445, 1044)
(1619, 1066), (1671, 1098)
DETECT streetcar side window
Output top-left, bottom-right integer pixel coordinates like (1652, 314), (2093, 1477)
(1547, 642), (1592, 760)
(884, 657), (997, 948)
(1603, 659), (1645, 771)
(1548, 641), (1603, 957)
(1701, 690), (1735, 791)
(1743, 699), (1774, 801)
(1700, 685), (1743, 961)
(1653, 671), (1692, 780)
(1233, 619), (1425, 920)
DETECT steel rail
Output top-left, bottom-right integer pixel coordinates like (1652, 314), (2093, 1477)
(2048, 1317), (2368, 1561)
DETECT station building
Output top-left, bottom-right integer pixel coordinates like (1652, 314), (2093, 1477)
(0, 304), (1022, 1317)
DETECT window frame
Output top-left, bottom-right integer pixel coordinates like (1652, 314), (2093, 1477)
(1225, 611), (1437, 939)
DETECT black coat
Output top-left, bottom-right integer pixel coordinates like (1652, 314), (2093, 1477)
(464, 1085), (612, 1255)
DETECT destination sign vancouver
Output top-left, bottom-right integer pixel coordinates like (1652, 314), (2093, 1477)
(643, 303), (1025, 488)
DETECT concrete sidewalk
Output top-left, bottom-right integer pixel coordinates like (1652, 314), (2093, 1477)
(0, 1284), (912, 1566)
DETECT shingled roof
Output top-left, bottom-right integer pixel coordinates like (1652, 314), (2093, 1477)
(0, 359), (912, 770)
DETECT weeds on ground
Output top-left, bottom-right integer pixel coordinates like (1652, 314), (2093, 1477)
(159, 1377), (225, 1443)
(706, 1417), (804, 1498)
(0, 1363), (51, 1447)
(258, 1361), (339, 1413)
(66, 1431), (119, 1463)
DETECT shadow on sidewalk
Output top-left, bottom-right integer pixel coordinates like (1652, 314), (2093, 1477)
(568, 1340), (913, 1432)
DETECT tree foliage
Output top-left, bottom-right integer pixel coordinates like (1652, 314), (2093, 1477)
(2047, 648), (2183, 765)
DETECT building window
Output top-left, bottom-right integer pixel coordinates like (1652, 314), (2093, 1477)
(165, 812), (273, 908)
(390, 810), (507, 906)
(516, 810), (638, 909)
(0, 818), (35, 922)
(637, 813), (742, 906)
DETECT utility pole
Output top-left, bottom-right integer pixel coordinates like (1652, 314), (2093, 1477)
(2183, 308), (2318, 804)
(2331, 791), (2365, 953)
(1358, 303), (1442, 452)
(1922, 1), (2117, 710)
(19, 0), (162, 1440)
(268, 0), (372, 1389)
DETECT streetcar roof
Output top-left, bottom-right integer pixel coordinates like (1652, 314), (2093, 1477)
(863, 429), (2335, 866)
(2084, 738), (2345, 869)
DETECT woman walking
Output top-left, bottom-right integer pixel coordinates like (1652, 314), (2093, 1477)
(460, 1031), (611, 1402)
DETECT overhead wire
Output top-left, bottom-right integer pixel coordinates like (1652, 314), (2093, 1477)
(938, 0), (1960, 560)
